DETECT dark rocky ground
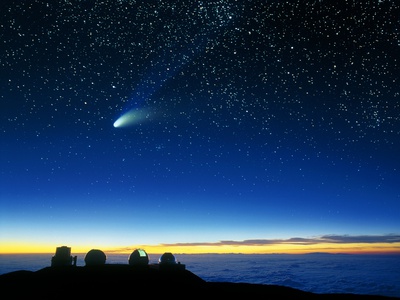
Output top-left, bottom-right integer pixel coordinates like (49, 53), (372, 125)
(1, 264), (398, 299)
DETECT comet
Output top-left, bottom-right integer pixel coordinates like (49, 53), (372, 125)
(113, 22), (232, 129)
(113, 108), (153, 128)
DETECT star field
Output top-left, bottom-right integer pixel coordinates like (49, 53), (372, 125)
(1, 0), (400, 250)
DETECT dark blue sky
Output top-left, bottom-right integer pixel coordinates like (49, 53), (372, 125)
(1, 0), (399, 253)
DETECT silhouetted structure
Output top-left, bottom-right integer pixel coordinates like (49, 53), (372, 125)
(128, 249), (149, 266)
(84, 249), (106, 266)
(159, 252), (177, 264)
(159, 252), (185, 270)
(51, 246), (77, 267)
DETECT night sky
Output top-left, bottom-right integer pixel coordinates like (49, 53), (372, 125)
(1, 1), (400, 254)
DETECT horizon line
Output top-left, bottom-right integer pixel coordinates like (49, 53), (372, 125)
(2, 234), (399, 255)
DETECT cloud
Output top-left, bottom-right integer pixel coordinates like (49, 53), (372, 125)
(318, 234), (400, 244)
(159, 234), (400, 247)
(106, 234), (400, 254)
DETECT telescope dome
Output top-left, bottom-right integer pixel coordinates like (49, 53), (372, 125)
(128, 249), (149, 266)
(159, 252), (177, 264)
(84, 249), (106, 266)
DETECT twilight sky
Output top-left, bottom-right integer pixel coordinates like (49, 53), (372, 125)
(1, 0), (400, 254)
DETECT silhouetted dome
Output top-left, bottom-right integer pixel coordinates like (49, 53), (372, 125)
(128, 249), (149, 266)
(159, 252), (177, 264)
(84, 249), (106, 266)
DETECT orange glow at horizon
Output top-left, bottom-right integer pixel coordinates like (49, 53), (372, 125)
(1, 242), (399, 255)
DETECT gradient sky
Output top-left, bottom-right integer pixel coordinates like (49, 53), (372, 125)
(1, 1), (400, 254)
